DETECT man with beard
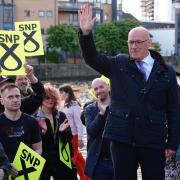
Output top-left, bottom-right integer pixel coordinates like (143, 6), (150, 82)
(0, 64), (45, 115)
(84, 78), (113, 180)
(15, 75), (34, 98)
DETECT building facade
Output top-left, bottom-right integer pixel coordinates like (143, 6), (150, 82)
(174, 0), (180, 55)
(0, 0), (15, 30)
(141, 0), (154, 20)
(0, 0), (123, 32)
(141, 0), (173, 22)
(0, 0), (58, 33)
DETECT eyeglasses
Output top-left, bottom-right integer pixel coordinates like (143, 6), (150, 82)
(127, 39), (149, 46)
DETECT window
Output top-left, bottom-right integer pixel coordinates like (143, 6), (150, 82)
(4, 0), (12, 4)
(3, 9), (12, 23)
(104, 13), (109, 21)
(38, 11), (45, 17)
(96, 13), (101, 24)
(77, 0), (94, 2)
(46, 11), (53, 17)
(3, 23), (13, 30)
(70, 13), (78, 21)
(24, 10), (30, 17)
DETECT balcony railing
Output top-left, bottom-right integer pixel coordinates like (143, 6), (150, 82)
(57, 2), (101, 9)
(59, 20), (79, 26)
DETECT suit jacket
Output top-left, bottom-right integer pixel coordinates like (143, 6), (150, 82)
(79, 32), (180, 151)
(84, 102), (108, 177)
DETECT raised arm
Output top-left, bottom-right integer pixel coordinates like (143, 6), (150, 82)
(78, 4), (96, 35)
(21, 64), (45, 115)
(78, 4), (113, 77)
(25, 64), (38, 84)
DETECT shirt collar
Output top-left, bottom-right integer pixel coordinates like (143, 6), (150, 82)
(141, 52), (154, 66)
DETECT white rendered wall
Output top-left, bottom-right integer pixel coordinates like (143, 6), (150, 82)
(154, 0), (173, 22)
(149, 28), (175, 56)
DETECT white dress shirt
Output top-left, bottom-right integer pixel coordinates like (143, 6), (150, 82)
(135, 52), (155, 80)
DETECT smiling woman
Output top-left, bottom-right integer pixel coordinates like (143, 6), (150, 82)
(34, 83), (77, 180)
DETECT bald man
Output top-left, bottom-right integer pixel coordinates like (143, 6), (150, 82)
(78, 5), (180, 180)
(84, 78), (113, 180)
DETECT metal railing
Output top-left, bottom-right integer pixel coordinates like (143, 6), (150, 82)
(57, 1), (101, 9)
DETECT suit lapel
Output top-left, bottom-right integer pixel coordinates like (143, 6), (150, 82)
(127, 58), (145, 87)
(145, 60), (165, 93)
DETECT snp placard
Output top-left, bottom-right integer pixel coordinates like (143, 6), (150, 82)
(15, 21), (44, 57)
(0, 31), (26, 75)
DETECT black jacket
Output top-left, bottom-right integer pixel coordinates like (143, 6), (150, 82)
(34, 110), (73, 162)
(84, 102), (109, 177)
(0, 80), (45, 115)
(0, 142), (10, 180)
(79, 32), (180, 151)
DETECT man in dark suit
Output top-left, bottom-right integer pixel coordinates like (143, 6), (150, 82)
(78, 5), (180, 180)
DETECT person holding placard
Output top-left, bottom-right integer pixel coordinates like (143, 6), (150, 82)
(35, 83), (77, 180)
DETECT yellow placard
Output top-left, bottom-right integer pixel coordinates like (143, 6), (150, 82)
(15, 21), (44, 57)
(100, 75), (110, 87)
(0, 30), (26, 75)
(59, 139), (72, 169)
(9, 142), (46, 180)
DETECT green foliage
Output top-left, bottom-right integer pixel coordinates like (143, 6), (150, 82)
(46, 50), (59, 63)
(37, 55), (45, 64)
(94, 19), (140, 55)
(151, 42), (161, 53)
(46, 25), (79, 52)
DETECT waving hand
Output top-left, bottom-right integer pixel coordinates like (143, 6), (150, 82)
(78, 4), (96, 35)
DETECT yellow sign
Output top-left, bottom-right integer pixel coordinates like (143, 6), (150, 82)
(59, 139), (72, 169)
(15, 21), (44, 57)
(9, 142), (46, 180)
(0, 31), (26, 75)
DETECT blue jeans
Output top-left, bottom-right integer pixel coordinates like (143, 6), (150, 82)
(92, 159), (113, 180)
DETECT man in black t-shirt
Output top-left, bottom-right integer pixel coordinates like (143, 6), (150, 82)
(0, 83), (42, 164)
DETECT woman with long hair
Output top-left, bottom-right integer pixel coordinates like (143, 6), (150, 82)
(35, 83), (77, 180)
(59, 84), (87, 180)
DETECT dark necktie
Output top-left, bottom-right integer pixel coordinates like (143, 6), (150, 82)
(137, 61), (147, 81)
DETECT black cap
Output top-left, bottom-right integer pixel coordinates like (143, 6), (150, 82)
(0, 76), (15, 86)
